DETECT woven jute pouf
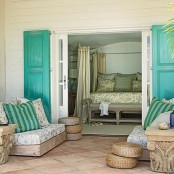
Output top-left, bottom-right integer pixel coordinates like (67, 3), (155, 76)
(67, 132), (82, 141)
(66, 124), (82, 134)
(106, 153), (138, 169)
(58, 117), (80, 126)
(112, 142), (143, 158)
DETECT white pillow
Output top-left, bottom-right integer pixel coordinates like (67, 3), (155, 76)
(16, 97), (49, 126)
(16, 97), (29, 104)
(0, 102), (8, 124)
(150, 111), (172, 126)
(162, 98), (174, 104)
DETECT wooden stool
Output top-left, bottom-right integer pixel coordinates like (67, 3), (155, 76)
(106, 142), (143, 169)
(58, 117), (82, 141)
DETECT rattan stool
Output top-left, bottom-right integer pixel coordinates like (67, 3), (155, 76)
(106, 153), (138, 169)
(58, 117), (80, 125)
(58, 117), (82, 141)
(112, 142), (143, 158)
(106, 142), (143, 169)
(67, 133), (82, 141)
(66, 124), (82, 134)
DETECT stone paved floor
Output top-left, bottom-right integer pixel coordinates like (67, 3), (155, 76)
(0, 136), (157, 174)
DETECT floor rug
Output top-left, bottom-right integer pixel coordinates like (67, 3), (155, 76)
(82, 123), (139, 136)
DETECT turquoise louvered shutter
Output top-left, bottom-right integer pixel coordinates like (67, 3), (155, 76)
(152, 25), (174, 100)
(24, 30), (51, 122)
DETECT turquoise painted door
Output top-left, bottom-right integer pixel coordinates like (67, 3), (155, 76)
(152, 25), (174, 99)
(24, 30), (51, 122)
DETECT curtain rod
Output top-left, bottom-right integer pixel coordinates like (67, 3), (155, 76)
(93, 52), (142, 55)
(70, 51), (141, 54)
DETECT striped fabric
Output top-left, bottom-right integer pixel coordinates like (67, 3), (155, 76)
(144, 97), (174, 130)
(3, 101), (41, 133)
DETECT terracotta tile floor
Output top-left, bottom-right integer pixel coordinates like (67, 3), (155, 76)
(0, 136), (155, 174)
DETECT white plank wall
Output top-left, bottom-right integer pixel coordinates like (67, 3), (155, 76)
(5, 0), (173, 100)
(0, 0), (5, 101)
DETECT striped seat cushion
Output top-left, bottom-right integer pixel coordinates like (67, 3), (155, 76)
(3, 101), (41, 133)
(144, 97), (174, 129)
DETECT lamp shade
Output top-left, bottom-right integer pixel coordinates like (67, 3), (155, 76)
(69, 69), (78, 78)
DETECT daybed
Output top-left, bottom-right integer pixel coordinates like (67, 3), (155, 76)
(0, 98), (67, 157)
(84, 72), (142, 124)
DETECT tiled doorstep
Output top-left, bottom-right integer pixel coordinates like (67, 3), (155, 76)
(0, 136), (154, 174)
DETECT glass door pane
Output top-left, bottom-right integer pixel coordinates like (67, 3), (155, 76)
(58, 35), (68, 117)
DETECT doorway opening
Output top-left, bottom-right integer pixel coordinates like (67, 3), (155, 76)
(54, 29), (151, 135)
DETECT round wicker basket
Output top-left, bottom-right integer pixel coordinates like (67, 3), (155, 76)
(106, 153), (138, 169)
(67, 133), (82, 141)
(58, 117), (80, 126)
(112, 142), (143, 158)
(66, 124), (82, 134)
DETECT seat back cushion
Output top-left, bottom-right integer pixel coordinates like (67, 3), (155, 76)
(3, 101), (41, 133)
(144, 97), (174, 129)
(0, 102), (8, 124)
(17, 98), (49, 126)
(150, 111), (172, 126)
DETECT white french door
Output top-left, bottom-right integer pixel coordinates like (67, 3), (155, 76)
(58, 34), (68, 117)
(51, 33), (68, 122)
(142, 30), (152, 125)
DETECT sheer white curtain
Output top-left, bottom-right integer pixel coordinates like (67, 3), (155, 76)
(74, 46), (90, 122)
(91, 53), (106, 92)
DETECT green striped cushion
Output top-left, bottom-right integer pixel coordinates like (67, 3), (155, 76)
(144, 97), (174, 129)
(3, 101), (41, 133)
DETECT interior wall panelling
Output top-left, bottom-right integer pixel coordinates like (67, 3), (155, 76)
(0, 0), (5, 101)
(5, 0), (173, 100)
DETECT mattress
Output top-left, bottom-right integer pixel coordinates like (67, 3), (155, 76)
(90, 92), (142, 104)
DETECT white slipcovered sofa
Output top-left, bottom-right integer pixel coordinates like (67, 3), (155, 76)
(10, 124), (66, 156)
(127, 97), (174, 161)
(0, 98), (67, 156)
(127, 125), (149, 160)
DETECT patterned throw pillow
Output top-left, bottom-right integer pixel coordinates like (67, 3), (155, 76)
(117, 73), (136, 80)
(144, 97), (174, 129)
(115, 76), (133, 92)
(32, 98), (49, 126)
(96, 78), (115, 92)
(132, 80), (142, 92)
(16, 98), (49, 126)
(0, 102), (8, 124)
(136, 72), (142, 81)
(3, 101), (41, 133)
(98, 73), (116, 80)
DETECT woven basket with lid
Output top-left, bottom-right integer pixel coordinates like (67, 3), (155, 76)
(112, 142), (143, 158)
